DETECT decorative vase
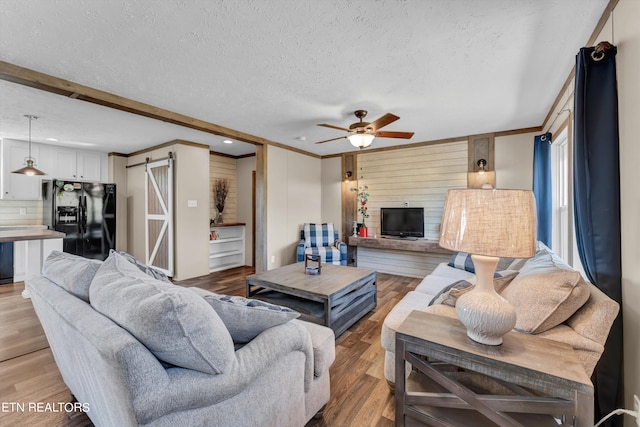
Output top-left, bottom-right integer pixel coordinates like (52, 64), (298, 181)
(359, 227), (368, 238)
(215, 211), (223, 224)
(454, 254), (516, 345)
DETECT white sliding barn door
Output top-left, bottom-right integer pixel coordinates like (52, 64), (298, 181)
(145, 158), (174, 276)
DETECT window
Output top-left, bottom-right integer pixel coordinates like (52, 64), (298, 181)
(551, 127), (570, 262)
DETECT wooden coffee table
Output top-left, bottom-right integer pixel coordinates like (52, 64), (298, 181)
(246, 263), (377, 337)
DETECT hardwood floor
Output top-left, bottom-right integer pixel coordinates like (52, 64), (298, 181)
(0, 267), (420, 427)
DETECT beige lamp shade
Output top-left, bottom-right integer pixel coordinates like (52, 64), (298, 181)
(439, 189), (537, 258)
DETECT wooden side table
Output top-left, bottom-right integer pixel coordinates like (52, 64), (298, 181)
(395, 311), (594, 427)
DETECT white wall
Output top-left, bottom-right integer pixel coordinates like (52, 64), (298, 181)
(494, 132), (536, 190)
(108, 154), (128, 252)
(0, 200), (42, 226)
(321, 157), (342, 238)
(266, 146), (321, 269)
(126, 143), (210, 281)
(237, 156), (256, 266)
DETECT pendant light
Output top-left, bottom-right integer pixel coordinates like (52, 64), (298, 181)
(12, 115), (46, 176)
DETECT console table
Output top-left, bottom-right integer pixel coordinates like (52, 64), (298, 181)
(395, 311), (593, 426)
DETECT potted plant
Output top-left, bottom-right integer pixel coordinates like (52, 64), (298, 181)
(213, 178), (230, 223)
(351, 185), (370, 237)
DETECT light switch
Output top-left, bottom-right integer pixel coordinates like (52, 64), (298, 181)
(187, 200), (197, 208)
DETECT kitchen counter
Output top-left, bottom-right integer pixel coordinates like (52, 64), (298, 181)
(0, 228), (64, 296)
(0, 229), (65, 243)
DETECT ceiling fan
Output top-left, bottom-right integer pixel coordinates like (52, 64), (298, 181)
(315, 110), (414, 149)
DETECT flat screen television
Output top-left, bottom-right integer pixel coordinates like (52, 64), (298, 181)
(380, 207), (425, 238)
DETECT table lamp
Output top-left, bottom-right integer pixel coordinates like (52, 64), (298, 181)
(439, 189), (537, 345)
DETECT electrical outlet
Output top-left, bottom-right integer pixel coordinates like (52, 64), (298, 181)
(404, 202), (409, 207)
(634, 394), (639, 426)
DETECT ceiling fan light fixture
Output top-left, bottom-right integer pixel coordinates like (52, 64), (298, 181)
(12, 115), (46, 176)
(348, 133), (374, 149)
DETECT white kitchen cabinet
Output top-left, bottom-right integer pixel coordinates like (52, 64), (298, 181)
(209, 224), (246, 272)
(0, 139), (41, 200)
(42, 146), (104, 181)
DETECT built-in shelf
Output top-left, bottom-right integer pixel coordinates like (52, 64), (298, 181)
(209, 224), (246, 272)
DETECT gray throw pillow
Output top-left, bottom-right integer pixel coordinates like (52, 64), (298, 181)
(109, 249), (171, 282)
(190, 288), (300, 343)
(429, 272), (519, 307)
(90, 251), (235, 374)
(42, 250), (102, 302)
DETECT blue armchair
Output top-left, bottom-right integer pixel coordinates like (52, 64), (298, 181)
(296, 223), (347, 266)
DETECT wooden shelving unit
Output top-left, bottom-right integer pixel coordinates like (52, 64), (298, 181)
(209, 223), (246, 272)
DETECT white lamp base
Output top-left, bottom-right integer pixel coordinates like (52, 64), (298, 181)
(455, 254), (516, 345)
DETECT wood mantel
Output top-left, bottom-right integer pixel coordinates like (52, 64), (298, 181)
(348, 236), (452, 255)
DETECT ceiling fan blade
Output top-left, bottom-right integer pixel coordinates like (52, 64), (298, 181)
(317, 123), (350, 132)
(368, 113), (400, 132)
(376, 130), (415, 139)
(314, 136), (347, 144)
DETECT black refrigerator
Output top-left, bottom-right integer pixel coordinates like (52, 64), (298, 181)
(42, 180), (116, 260)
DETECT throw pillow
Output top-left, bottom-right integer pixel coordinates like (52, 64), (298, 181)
(90, 251), (235, 374)
(429, 272), (518, 307)
(448, 252), (475, 273)
(448, 252), (511, 277)
(501, 248), (590, 334)
(42, 250), (102, 302)
(304, 223), (335, 248)
(109, 249), (171, 283)
(190, 287), (300, 343)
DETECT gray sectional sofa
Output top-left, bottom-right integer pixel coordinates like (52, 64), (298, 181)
(381, 243), (620, 385)
(27, 250), (335, 427)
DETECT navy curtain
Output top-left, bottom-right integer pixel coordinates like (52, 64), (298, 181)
(574, 42), (623, 426)
(533, 132), (552, 246)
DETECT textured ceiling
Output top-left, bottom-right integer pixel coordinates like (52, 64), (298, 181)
(0, 0), (609, 157)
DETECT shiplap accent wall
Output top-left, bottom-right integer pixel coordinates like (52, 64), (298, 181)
(354, 141), (467, 278)
(356, 141), (468, 239)
(357, 248), (451, 278)
(210, 154), (237, 224)
(0, 200), (43, 226)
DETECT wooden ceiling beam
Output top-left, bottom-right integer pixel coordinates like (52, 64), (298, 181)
(0, 60), (279, 148)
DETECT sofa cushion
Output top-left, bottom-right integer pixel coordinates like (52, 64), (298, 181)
(90, 252), (235, 374)
(109, 249), (171, 283)
(414, 263), (474, 296)
(448, 252), (515, 277)
(292, 319), (335, 377)
(381, 291), (433, 351)
(429, 272), (518, 307)
(189, 287), (300, 343)
(42, 250), (102, 302)
(501, 247), (590, 334)
(448, 252), (476, 272)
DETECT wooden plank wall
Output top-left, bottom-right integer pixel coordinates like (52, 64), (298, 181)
(356, 141), (468, 240)
(353, 141), (467, 278)
(357, 248), (451, 278)
(210, 154), (237, 224)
